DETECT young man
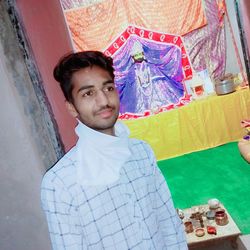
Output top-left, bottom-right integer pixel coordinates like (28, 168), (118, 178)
(41, 51), (187, 249)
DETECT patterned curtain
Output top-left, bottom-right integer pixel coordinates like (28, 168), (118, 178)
(61, 0), (103, 9)
(62, 0), (207, 51)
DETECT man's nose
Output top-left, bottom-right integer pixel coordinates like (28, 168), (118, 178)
(95, 90), (109, 106)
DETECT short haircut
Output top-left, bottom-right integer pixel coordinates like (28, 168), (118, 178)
(53, 51), (115, 102)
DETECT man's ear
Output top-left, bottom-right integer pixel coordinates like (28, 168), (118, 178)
(65, 101), (78, 118)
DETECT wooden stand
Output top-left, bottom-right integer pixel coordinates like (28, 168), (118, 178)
(182, 204), (241, 249)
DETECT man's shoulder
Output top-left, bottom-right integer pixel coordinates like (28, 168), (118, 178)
(129, 138), (154, 154)
(41, 147), (77, 188)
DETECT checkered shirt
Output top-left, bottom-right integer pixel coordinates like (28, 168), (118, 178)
(41, 139), (187, 250)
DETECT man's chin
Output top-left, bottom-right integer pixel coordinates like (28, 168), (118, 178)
(92, 117), (118, 135)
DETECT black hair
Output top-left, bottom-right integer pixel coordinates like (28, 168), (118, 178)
(53, 51), (114, 102)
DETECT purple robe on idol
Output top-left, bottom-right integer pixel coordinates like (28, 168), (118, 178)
(114, 37), (185, 114)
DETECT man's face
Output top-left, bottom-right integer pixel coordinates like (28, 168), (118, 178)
(132, 52), (145, 63)
(67, 65), (120, 136)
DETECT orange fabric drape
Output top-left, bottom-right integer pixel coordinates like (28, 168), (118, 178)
(65, 0), (207, 51)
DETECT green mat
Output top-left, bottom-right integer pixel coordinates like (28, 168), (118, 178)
(158, 142), (250, 234)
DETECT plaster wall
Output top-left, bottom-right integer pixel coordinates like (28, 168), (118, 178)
(0, 62), (51, 250)
(0, 4), (52, 250)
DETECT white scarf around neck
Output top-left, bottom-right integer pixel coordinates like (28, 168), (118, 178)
(75, 120), (132, 186)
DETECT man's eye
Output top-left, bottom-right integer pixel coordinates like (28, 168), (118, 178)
(82, 91), (93, 97)
(105, 86), (114, 92)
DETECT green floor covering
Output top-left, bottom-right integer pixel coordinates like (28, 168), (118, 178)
(158, 142), (250, 234)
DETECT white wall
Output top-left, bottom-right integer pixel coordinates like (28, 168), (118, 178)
(0, 2), (54, 249)
(0, 44), (51, 250)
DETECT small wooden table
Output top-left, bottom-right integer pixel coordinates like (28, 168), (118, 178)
(182, 204), (241, 249)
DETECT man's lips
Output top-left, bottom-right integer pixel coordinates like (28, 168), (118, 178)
(95, 108), (114, 118)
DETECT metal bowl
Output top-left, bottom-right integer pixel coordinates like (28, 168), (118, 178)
(206, 210), (215, 220)
(215, 79), (235, 95)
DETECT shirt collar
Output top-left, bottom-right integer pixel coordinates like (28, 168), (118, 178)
(75, 120), (132, 186)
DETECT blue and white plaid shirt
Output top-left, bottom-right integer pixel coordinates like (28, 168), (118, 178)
(41, 139), (187, 250)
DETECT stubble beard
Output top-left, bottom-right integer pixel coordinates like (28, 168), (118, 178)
(78, 105), (120, 135)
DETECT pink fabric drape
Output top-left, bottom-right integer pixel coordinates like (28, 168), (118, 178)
(183, 0), (226, 80)
(240, 0), (250, 59)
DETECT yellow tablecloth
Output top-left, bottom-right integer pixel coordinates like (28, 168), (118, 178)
(123, 89), (250, 160)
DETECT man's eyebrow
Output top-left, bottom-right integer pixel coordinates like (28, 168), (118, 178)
(77, 85), (93, 93)
(77, 80), (114, 93)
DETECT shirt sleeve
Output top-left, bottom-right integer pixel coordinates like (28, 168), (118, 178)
(145, 143), (188, 250)
(41, 174), (86, 250)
